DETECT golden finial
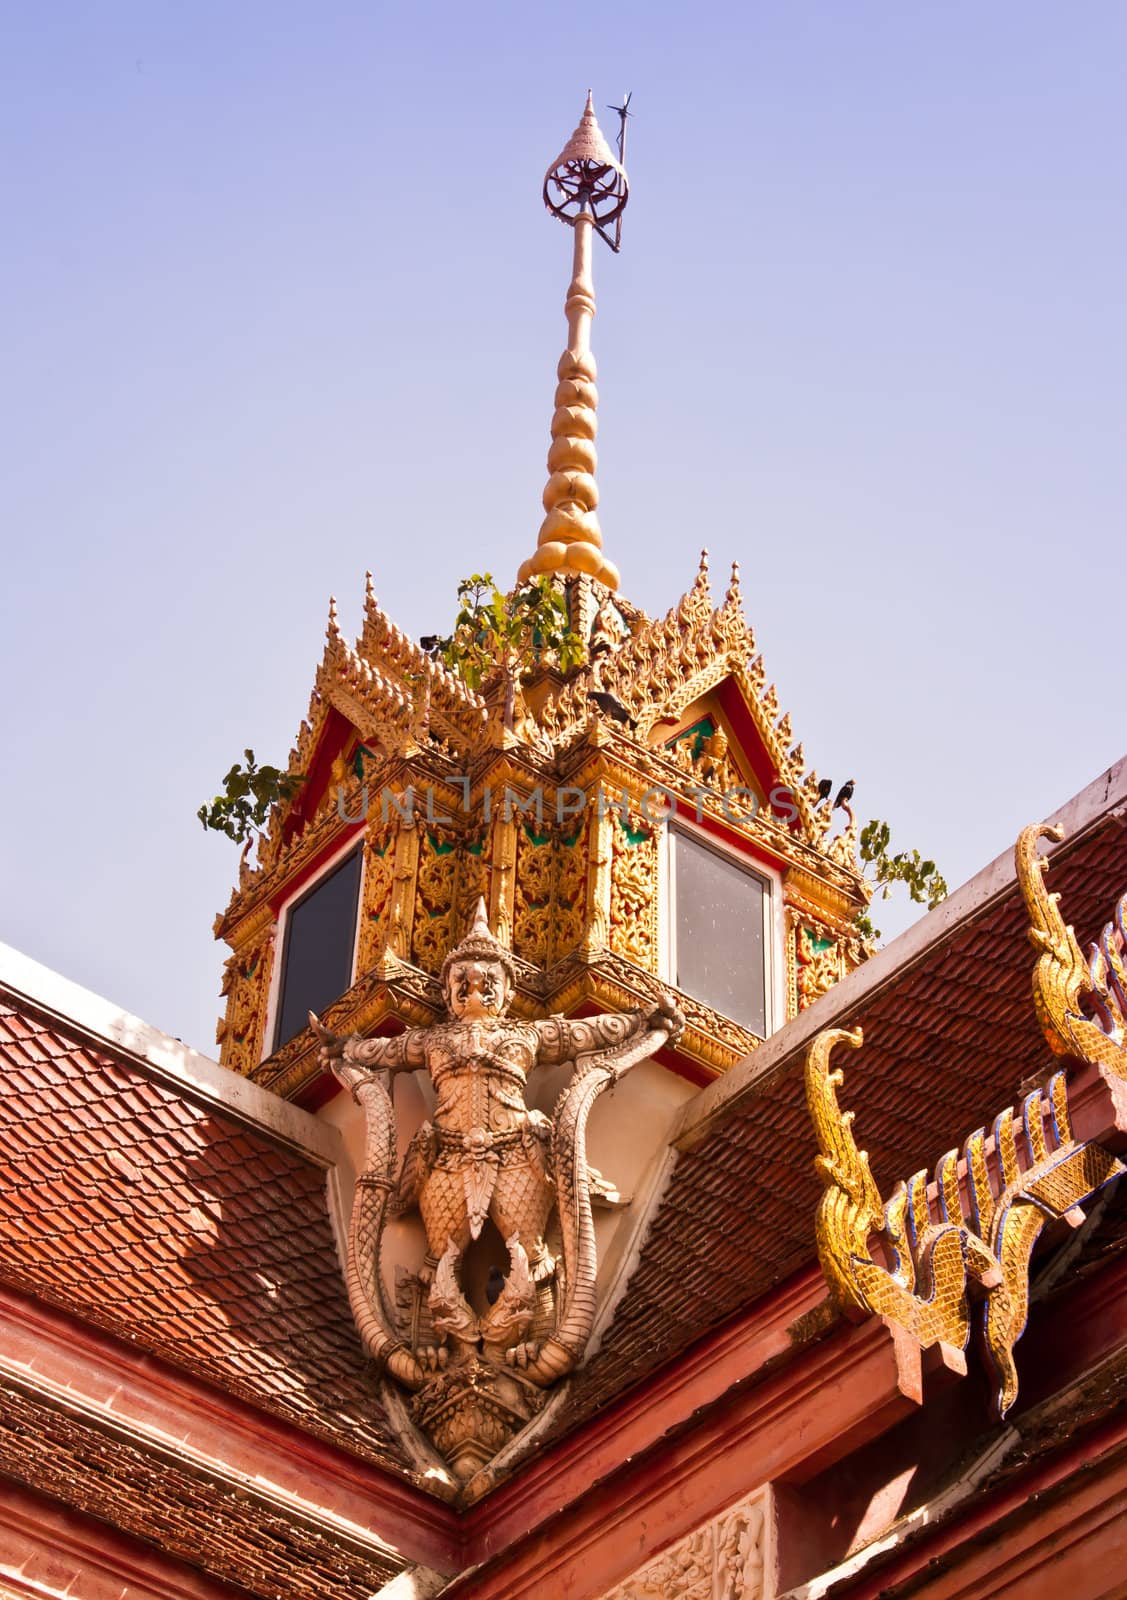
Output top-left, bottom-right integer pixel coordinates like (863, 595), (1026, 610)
(686, 549), (711, 608)
(327, 594), (342, 642)
(517, 93), (630, 593)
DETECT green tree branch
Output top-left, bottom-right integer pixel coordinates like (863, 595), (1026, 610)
(197, 750), (304, 846)
(856, 817), (948, 941)
(430, 572), (586, 728)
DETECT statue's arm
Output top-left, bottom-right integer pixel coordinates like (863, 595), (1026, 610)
(311, 1013), (427, 1074)
(342, 1029), (427, 1072)
(536, 996), (683, 1064)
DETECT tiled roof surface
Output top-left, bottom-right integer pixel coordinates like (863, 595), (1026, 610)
(0, 1001), (408, 1474)
(561, 813), (1127, 1422)
(0, 1380), (404, 1600)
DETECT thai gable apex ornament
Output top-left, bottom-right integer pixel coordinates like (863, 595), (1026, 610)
(313, 897), (685, 1488)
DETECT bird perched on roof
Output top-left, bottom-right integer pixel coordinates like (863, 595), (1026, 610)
(816, 777), (833, 805)
(419, 634), (445, 654)
(833, 779), (855, 810)
(588, 691), (638, 731)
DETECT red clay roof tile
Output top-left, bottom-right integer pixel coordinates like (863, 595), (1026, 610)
(554, 811), (1127, 1435)
(0, 1003), (407, 1475)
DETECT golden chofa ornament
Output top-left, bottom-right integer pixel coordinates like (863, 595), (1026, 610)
(517, 91), (630, 593)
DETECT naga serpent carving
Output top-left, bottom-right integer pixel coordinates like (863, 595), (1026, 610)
(314, 898), (683, 1478)
(806, 822), (1127, 1416)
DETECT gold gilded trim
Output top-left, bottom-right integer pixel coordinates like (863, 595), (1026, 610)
(807, 823), (1127, 1415)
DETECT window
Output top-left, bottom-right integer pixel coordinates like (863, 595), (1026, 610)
(273, 847), (363, 1050)
(666, 826), (770, 1036)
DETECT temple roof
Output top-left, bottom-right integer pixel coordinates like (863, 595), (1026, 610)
(8, 762), (1125, 1502)
(0, 947), (409, 1479)
(552, 755), (1127, 1430)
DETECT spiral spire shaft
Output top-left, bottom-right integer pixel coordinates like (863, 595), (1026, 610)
(517, 94), (626, 593)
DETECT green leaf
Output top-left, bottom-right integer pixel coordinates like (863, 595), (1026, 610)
(198, 751), (302, 848)
(855, 816), (947, 945)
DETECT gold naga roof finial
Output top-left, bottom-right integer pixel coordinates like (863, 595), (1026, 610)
(516, 91), (630, 593)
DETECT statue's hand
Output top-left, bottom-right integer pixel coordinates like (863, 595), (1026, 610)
(648, 991), (685, 1044)
(309, 1012), (350, 1065)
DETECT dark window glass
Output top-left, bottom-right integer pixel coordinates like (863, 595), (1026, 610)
(673, 829), (767, 1036)
(274, 848), (362, 1049)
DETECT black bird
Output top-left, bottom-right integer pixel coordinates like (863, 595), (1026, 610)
(419, 634), (444, 654)
(485, 1266), (506, 1307)
(833, 779), (855, 810)
(816, 777), (833, 804)
(588, 690), (638, 731)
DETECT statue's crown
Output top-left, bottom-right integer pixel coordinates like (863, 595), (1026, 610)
(441, 897), (516, 987)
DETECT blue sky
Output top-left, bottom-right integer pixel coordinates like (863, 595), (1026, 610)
(2, 2), (1124, 1054)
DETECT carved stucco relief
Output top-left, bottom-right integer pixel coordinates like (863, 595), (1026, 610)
(596, 1487), (771, 1600)
(314, 899), (685, 1490)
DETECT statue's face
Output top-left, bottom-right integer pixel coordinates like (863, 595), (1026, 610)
(445, 959), (510, 1021)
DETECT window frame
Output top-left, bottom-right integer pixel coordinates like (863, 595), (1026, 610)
(264, 834), (367, 1058)
(659, 815), (783, 1039)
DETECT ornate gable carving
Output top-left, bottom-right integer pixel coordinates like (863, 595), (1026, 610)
(214, 551), (870, 1092)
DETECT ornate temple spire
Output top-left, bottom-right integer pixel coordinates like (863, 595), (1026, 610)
(516, 92), (629, 593)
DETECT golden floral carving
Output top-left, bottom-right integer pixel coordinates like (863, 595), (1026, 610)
(216, 917), (275, 1076)
(609, 813), (659, 971)
(513, 824), (556, 968)
(510, 811), (591, 971)
(796, 923), (842, 1010)
(783, 907), (799, 1022)
(413, 829), (459, 975)
(356, 818), (398, 975)
(552, 810), (590, 962)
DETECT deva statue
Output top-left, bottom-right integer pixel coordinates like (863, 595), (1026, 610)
(313, 898), (682, 1477)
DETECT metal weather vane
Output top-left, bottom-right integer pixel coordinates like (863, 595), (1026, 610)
(606, 91), (632, 250)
